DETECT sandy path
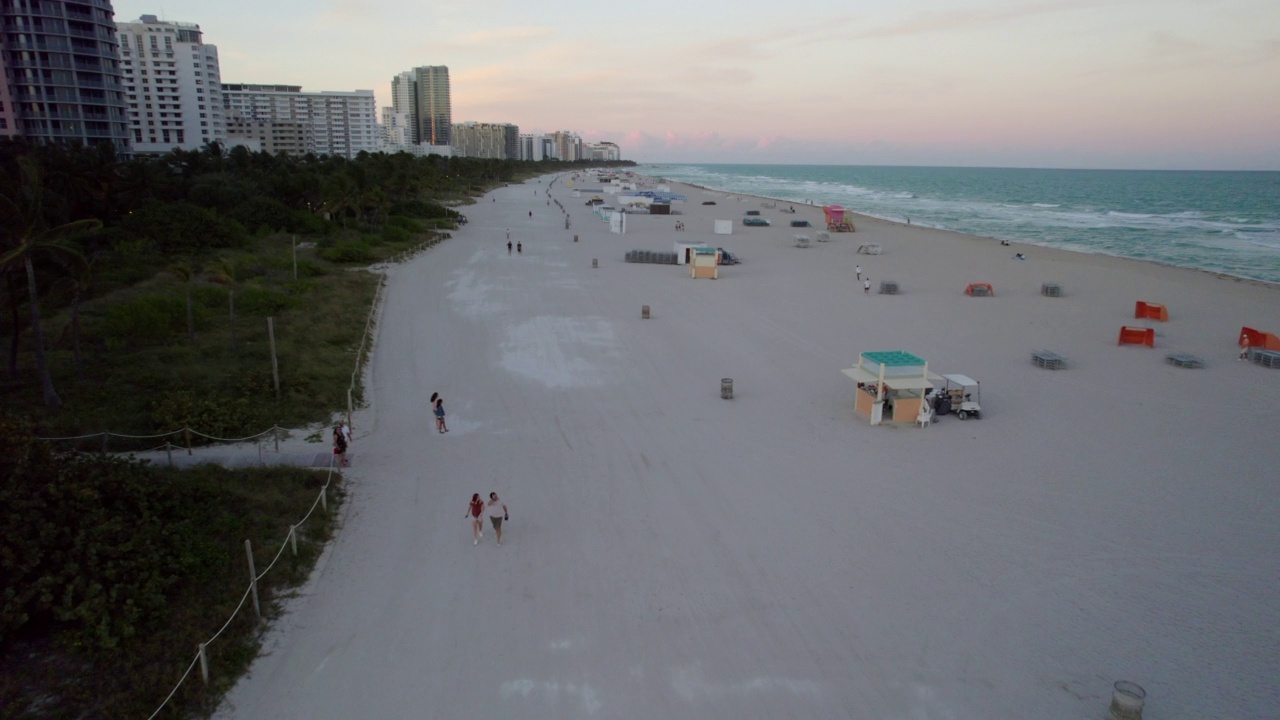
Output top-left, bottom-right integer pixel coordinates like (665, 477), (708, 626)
(215, 175), (1280, 719)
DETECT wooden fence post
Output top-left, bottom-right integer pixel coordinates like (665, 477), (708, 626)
(267, 317), (280, 400)
(245, 540), (261, 620)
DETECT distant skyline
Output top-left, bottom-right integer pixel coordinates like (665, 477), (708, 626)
(112, 0), (1280, 170)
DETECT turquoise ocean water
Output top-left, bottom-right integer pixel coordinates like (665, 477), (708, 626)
(639, 164), (1280, 284)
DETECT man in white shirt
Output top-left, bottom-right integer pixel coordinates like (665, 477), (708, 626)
(487, 492), (509, 546)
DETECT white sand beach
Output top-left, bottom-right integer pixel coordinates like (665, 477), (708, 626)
(214, 174), (1280, 719)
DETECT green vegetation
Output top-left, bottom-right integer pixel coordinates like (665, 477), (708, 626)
(0, 138), (634, 716)
(0, 416), (344, 718)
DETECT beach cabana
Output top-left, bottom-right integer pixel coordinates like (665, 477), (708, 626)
(1239, 326), (1280, 351)
(1134, 301), (1169, 322)
(841, 351), (939, 426)
(1118, 326), (1155, 347)
(823, 205), (855, 232)
(965, 283), (994, 297)
(689, 246), (720, 279)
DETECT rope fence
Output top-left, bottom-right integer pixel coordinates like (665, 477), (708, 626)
(141, 264), (390, 717)
(144, 455), (340, 720)
(27, 208), (402, 718)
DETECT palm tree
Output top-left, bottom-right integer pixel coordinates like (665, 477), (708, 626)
(0, 157), (101, 407)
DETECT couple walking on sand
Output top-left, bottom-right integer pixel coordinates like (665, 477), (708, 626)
(467, 492), (508, 546)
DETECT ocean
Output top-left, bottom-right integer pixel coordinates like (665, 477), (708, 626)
(638, 164), (1280, 285)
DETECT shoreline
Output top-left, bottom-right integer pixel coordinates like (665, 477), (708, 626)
(652, 175), (1279, 288)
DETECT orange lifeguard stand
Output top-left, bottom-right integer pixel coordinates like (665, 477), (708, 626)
(964, 283), (994, 297)
(1118, 326), (1155, 347)
(823, 205), (855, 232)
(1134, 301), (1169, 321)
(1240, 326), (1280, 351)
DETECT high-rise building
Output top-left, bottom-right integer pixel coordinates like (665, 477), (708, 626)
(451, 121), (518, 159)
(518, 134), (553, 161)
(116, 15), (223, 154)
(0, 0), (130, 151)
(412, 66), (450, 146)
(0, 53), (17, 138)
(387, 65), (451, 148)
(379, 107), (412, 147)
(222, 84), (377, 159)
(549, 131), (582, 161)
(390, 71), (415, 139)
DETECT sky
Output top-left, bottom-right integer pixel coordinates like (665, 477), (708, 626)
(111, 0), (1280, 170)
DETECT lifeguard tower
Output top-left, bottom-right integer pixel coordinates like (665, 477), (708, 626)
(689, 246), (720, 279)
(841, 351), (938, 426)
(823, 205), (855, 232)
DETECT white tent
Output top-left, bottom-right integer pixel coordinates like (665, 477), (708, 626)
(714, 220), (733, 235)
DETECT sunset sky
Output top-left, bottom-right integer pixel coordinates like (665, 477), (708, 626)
(112, 0), (1280, 169)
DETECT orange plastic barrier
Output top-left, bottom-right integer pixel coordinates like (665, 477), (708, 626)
(1118, 326), (1155, 348)
(1239, 326), (1280, 350)
(1134, 301), (1169, 321)
(965, 283), (994, 296)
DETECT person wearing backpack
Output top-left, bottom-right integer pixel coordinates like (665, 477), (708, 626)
(487, 492), (509, 546)
(466, 493), (485, 545)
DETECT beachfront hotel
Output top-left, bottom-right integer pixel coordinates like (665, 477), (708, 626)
(221, 84), (377, 159)
(116, 15), (224, 154)
(451, 121), (519, 159)
(0, 0), (131, 152)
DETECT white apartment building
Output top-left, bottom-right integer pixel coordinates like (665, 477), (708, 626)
(451, 121), (518, 159)
(222, 84), (377, 159)
(379, 107), (412, 146)
(549, 130), (582, 161)
(117, 15), (224, 153)
(585, 141), (621, 161)
(518, 134), (554, 161)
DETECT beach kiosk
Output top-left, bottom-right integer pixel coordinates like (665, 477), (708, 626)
(842, 351), (938, 426)
(689, 246), (721, 279)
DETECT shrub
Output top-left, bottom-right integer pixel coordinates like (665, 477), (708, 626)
(389, 199), (457, 219)
(152, 389), (268, 439)
(382, 225), (411, 244)
(101, 295), (198, 344)
(236, 285), (296, 316)
(319, 240), (375, 264)
(386, 215), (425, 234)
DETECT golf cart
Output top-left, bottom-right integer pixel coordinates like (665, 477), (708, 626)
(935, 374), (982, 420)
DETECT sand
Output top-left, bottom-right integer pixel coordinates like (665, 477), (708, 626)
(212, 173), (1280, 720)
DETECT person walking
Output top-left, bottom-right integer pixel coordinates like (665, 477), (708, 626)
(507, 240), (512, 254)
(332, 424), (349, 467)
(863, 278), (871, 295)
(434, 397), (448, 433)
(517, 241), (523, 254)
(466, 493), (485, 545)
(487, 492), (509, 546)
(855, 265), (862, 280)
